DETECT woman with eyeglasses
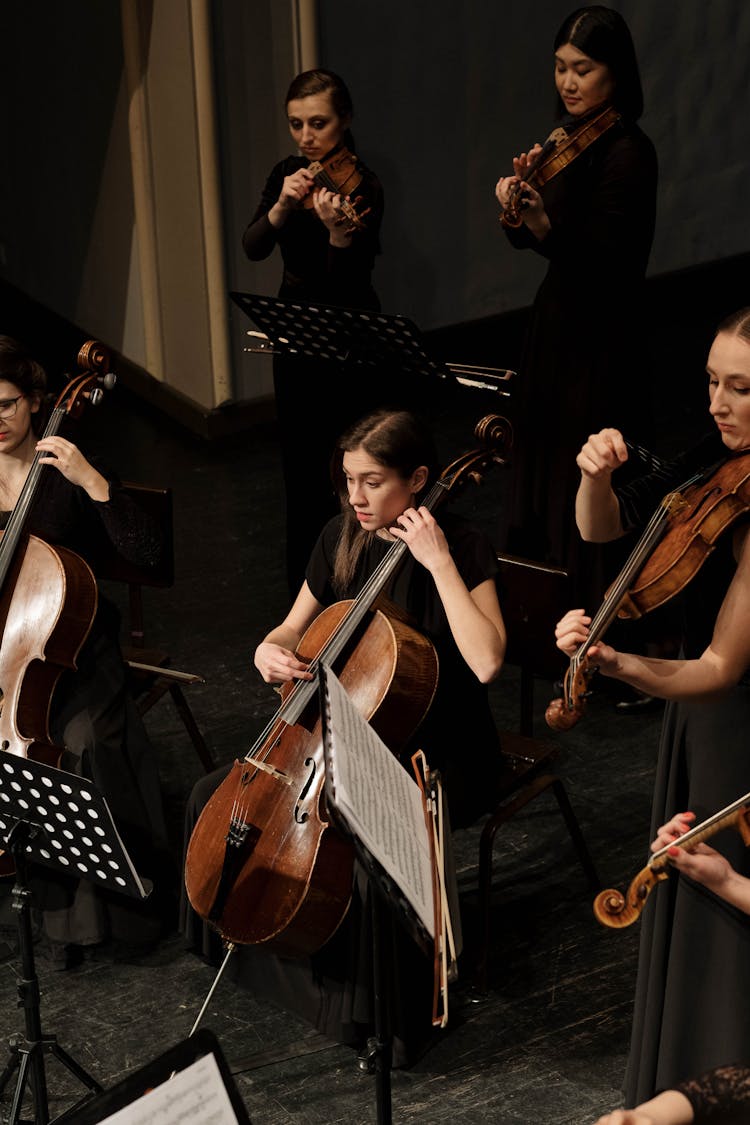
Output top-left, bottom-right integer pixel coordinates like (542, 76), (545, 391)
(0, 335), (175, 967)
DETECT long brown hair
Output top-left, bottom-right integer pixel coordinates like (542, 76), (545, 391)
(329, 409), (439, 594)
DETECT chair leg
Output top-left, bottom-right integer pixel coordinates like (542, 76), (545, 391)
(551, 778), (601, 891)
(167, 683), (215, 773)
(474, 774), (560, 992)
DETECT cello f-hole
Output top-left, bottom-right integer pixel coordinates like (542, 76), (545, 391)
(294, 757), (317, 824)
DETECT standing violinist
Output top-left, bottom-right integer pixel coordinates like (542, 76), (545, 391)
(0, 336), (175, 968)
(242, 68), (386, 597)
(181, 407), (506, 1068)
(554, 309), (750, 1104)
(495, 5), (657, 623)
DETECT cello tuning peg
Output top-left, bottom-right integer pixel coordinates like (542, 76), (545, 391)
(101, 373), (117, 391)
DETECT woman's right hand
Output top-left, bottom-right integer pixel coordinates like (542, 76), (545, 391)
(254, 641), (313, 684)
(577, 429), (629, 481)
(276, 167), (315, 212)
(554, 608), (621, 676)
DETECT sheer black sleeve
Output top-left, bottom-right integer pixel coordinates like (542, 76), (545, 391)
(677, 1063), (750, 1121)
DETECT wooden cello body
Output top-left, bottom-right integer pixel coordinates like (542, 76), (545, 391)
(185, 602), (438, 954)
(184, 413), (513, 956)
(0, 533), (97, 766)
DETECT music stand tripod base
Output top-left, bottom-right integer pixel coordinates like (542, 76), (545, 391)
(0, 751), (151, 1125)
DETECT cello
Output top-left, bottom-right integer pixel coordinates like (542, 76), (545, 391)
(185, 414), (513, 956)
(0, 341), (116, 872)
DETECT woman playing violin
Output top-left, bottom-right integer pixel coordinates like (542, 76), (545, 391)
(242, 68), (386, 597)
(495, 6), (657, 610)
(181, 407), (506, 1067)
(0, 336), (174, 966)
(555, 308), (750, 1103)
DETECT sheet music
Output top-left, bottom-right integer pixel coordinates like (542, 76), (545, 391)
(322, 664), (435, 937)
(96, 1053), (240, 1125)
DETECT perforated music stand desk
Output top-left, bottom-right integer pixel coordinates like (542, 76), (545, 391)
(230, 290), (513, 396)
(0, 750), (152, 1124)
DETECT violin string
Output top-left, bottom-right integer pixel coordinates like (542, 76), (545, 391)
(0, 408), (67, 591)
(574, 465), (707, 666)
(236, 475), (452, 829)
(650, 790), (750, 864)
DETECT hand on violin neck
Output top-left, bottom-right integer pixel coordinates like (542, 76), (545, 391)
(650, 811), (696, 853)
(664, 841), (745, 908)
(554, 608), (592, 656)
(312, 188), (353, 246)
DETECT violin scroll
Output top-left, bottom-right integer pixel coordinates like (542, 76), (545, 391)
(545, 661), (591, 731)
(593, 865), (668, 929)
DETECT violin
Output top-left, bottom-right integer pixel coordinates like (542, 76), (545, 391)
(184, 414), (513, 955)
(303, 143), (371, 233)
(594, 790), (750, 929)
(500, 104), (621, 229)
(546, 448), (750, 731)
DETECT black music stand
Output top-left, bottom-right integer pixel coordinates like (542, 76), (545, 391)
(319, 662), (451, 1125)
(230, 290), (514, 397)
(0, 751), (152, 1125)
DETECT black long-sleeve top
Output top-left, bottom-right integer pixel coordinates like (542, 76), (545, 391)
(241, 154), (383, 310)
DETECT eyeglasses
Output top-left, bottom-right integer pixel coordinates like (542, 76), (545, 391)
(0, 395), (25, 420)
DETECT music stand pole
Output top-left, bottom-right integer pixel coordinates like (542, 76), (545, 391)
(0, 751), (151, 1124)
(368, 884), (393, 1125)
(0, 821), (102, 1125)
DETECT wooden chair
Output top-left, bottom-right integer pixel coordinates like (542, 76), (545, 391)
(97, 482), (214, 773)
(472, 553), (600, 992)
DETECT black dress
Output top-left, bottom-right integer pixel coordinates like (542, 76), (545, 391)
(611, 435), (750, 1103)
(243, 154), (397, 596)
(181, 512), (502, 1065)
(0, 462), (175, 951)
(502, 112), (657, 606)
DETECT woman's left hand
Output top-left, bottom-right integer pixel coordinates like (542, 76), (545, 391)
(389, 507), (450, 571)
(312, 187), (353, 244)
(554, 608), (621, 674)
(36, 437), (110, 501)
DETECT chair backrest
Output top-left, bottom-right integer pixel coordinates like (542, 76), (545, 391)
(495, 553), (569, 734)
(97, 483), (174, 649)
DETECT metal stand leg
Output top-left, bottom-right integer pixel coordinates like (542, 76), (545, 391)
(0, 826), (103, 1124)
(368, 887), (392, 1125)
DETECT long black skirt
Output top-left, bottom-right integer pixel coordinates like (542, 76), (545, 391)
(624, 684), (750, 1103)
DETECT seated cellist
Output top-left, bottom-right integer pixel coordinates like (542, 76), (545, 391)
(181, 406), (506, 1068)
